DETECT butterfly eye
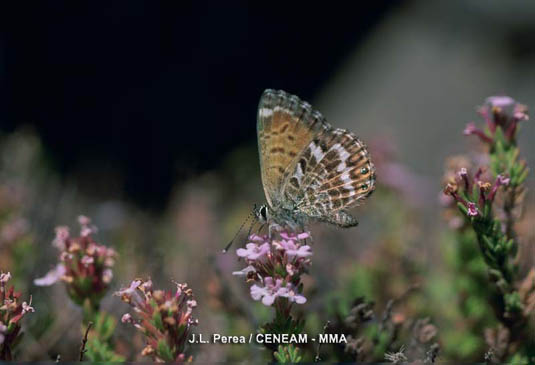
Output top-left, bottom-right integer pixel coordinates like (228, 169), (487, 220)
(360, 183), (368, 190)
(260, 205), (268, 220)
(360, 167), (369, 175)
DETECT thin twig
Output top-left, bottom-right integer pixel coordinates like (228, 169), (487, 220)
(314, 321), (330, 362)
(79, 321), (93, 361)
(379, 283), (420, 332)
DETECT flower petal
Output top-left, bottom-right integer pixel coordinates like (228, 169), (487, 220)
(34, 264), (66, 286)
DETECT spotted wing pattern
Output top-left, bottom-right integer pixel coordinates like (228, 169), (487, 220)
(288, 128), (375, 226)
(257, 89), (375, 228)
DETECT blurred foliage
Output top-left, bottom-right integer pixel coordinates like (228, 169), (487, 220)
(83, 310), (124, 362)
(0, 116), (533, 362)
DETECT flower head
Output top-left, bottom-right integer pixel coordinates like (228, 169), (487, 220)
(116, 278), (197, 362)
(443, 167), (511, 220)
(468, 95), (529, 144)
(34, 216), (117, 307)
(234, 231), (312, 307)
(0, 272), (34, 359)
(0, 272), (11, 284)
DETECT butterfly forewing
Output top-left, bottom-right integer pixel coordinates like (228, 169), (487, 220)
(257, 89), (327, 208)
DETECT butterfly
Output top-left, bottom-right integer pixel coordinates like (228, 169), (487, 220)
(255, 89), (375, 232)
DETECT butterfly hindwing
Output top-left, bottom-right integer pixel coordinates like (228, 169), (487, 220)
(282, 125), (375, 226)
(306, 128), (375, 207)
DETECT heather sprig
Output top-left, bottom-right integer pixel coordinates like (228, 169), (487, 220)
(233, 231), (311, 307)
(116, 278), (198, 362)
(0, 271), (35, 361)
(443, 168), (515, 286)
(463, 96), (528, 147)
(443, 95), (532, 361)
(34, 215), (116, 310)
(34, 215), (122, 361)
(234, 231), (311, 361)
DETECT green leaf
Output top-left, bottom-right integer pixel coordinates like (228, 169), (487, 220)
(152, 311), (165, 332)
(85, 337), (125, 362)
(157, 339), (175, 362)
(273, 344), (301, 363)
(504, 292), (523, 314)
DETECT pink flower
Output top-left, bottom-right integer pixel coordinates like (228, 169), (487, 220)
(486, 96), (514, 108)
(36, 216), (116, 307)
(116, 278), (198, 362)
(249, 234), (267, 242)
(121, 313), (133, 323)
(81, 255), (94, 266)
(496, 174), (510, 186)
(115, 280), (145, 307)
(280, 231), (310, 241)
(278, 283), (307, 304)
(250, 277), (283, 306)
(513, 104), (529, 121)
(102, 268), (113, 284)
(488, 174), (511, 202)
(116, 280), (142, 297)
(463, 122), (493, 143)
(78, 215), (97, 237)
(22, 296), (35, 315)
(276, 239), (312, 259)
(78, 215), (91, 226)
(235, 231), (312, 309)
(236, 242), (270, 261)
(232, 265), (256, 276)
(0, 271), (11, 283)
(286, 263), (296, 276)
(140, 279), (152, 292)
(60, 252), (73, 261)
(463, 122), (477, 136)
(467, 202), (479, 217)
(34, 264), (66, 286)
(52, 226), (70, 250)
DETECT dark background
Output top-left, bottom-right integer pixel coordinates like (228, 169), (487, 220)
(2, 2), (400, 209)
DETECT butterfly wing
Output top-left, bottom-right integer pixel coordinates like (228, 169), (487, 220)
(281, 118), (375, 227)
(257, 89), (328, 208)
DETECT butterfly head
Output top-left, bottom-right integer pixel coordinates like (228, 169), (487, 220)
(254, 204), (270, 224)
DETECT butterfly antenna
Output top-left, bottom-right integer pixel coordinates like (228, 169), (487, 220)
(222, 206), (256, 254)
(246, 212), (259, 238)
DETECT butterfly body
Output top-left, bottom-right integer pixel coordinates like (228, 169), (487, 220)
(256, 89), (375, 231)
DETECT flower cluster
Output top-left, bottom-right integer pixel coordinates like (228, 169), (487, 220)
(442, 96), (531, 361)
(34, 216), (116, 308)
(1, 271), (35, 360)
(116, 278), (198, 362)
(464, 95), (528, 145)
(233, 232), (312, 306)
(443, 168), (510, 219)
